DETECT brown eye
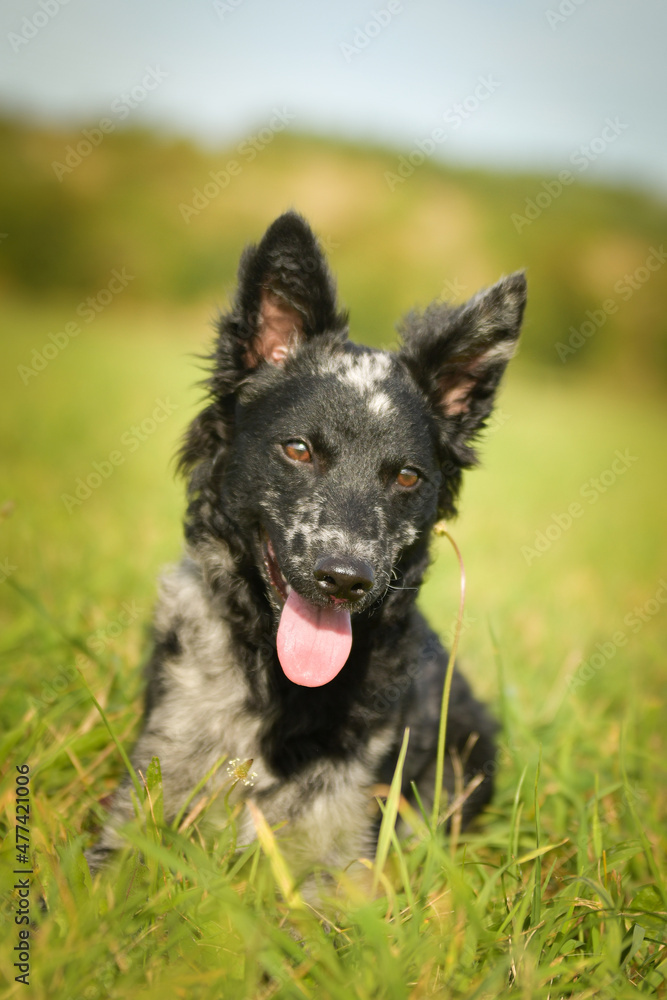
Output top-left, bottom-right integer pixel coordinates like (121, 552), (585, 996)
(283, 440), (312, 463)
(396, 467), (419, 489)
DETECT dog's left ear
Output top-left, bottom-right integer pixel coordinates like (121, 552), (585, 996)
(399, 272), (526, 466)
(231, 211), (348, 369)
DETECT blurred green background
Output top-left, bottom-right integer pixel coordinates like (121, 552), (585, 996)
(2, 108), (666, 1000)
(2, 115), (666, 662)
(2, 0), (667, 989)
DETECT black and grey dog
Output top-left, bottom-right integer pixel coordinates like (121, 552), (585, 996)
(87, 212), (526, 876)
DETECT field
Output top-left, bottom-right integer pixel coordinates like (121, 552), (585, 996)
(1, 287), (666, 999)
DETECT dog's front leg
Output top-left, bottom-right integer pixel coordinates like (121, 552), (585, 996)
(85, 722), (230, 872)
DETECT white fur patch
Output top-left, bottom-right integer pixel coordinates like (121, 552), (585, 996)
(367, 391), (393, 416)
(240, 724), (396, 876)
(338, 351), (392, 392)
(321, 351), (397, 421)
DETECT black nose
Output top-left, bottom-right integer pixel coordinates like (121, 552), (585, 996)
(314, 556), (375, 603)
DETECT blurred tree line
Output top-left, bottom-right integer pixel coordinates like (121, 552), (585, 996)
(1, 115), (666, 383)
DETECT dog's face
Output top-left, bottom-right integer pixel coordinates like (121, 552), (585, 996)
(180, 213), (526, 687)
(226, 345), (442, 606)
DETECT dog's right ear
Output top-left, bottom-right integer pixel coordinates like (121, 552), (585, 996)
(178, 213), (347, 478)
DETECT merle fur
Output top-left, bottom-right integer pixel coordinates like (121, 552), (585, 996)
(87, 211), (526, 877)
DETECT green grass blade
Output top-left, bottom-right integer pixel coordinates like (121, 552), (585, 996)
(373, 726), (410, 894)
(431, 522), (466, 829)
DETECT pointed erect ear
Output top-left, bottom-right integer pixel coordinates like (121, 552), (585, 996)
(179, 214), (346, 479)
(231, 211), (348, 369)
(399, 272), (527, 463)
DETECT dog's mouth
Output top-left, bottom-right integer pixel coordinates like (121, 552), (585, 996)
(262, 533), (291, 603)
(261, 531), (353, 689)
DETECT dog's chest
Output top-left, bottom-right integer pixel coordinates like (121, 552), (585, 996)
(150, 559), (385, 787)
(147, 559), (262, 765)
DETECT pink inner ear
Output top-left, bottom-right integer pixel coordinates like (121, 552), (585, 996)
(440, 375), (477, 416)
(438, 339), (513, 417)
(245, 288), (304, 367)
(438, 354), (484, 417)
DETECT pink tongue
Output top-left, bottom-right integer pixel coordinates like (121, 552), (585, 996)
(277, 590), (352, 687)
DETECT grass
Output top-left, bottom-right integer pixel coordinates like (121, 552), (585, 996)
(1, 300), (666, 998)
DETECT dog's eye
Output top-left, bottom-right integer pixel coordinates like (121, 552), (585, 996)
(396, 467), (420, 489)
(283, 440), (312, 463)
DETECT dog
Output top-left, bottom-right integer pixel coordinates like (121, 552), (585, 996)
(86, 211), (526, 879)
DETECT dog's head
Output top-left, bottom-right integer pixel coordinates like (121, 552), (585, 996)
(179, 212), (526, 687)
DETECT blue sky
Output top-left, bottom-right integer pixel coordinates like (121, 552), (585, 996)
(1, 0), (665, 196)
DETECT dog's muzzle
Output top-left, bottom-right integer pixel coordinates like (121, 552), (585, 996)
(261, 531), (380, 689)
